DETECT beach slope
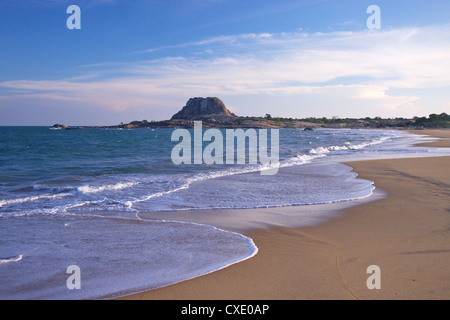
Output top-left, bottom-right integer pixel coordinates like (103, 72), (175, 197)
(119, 130), (450, 300)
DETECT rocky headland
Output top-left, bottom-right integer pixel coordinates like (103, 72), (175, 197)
(111, 97), (317, 129)
(52, 97), (449, 129)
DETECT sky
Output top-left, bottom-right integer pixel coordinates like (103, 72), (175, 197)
(0, 0), (449, 126)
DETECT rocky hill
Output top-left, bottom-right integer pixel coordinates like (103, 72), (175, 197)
(107, 97), (318, 129)
(171, 97), (237, 121)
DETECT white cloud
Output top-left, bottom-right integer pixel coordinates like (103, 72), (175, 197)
(1, 24), (450, 121)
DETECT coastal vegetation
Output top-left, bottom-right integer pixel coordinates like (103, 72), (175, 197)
(54, 97), (449, 129)
(120, 112), (449, 129)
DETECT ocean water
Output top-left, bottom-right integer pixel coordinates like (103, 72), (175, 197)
(0, 126), (448, 299)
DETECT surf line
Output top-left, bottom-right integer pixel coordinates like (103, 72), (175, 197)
(171, 121), (280, 175)
(0, 255), (23, 263)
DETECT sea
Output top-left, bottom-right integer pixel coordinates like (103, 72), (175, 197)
(0, 126), (448, 299)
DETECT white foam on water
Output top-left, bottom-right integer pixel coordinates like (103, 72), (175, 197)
(0, 255), (23, 264)
(0, 216), (257, 300)
(0, 193), (71, 208)
(76, 181), (139, 194)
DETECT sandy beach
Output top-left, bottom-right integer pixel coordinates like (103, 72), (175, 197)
(119, 129), (450, 300)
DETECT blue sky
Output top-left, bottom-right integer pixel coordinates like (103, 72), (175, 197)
(0, 0), (449, 125)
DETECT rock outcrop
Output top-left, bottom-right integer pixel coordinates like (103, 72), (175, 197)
(171, 97), (237, 121)
(107, 97), (319, 129)
(52, 124), (68, 129)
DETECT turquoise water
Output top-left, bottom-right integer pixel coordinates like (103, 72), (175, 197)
(0, 126), (447, 299)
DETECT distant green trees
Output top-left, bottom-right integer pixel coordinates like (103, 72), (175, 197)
(122, 112), (449, 128)
(129, 120), (149, 125)
(263, 113), (449, 128)
(413, 113), (449, 128)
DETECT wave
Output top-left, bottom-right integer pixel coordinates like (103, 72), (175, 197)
(0, 255), (23, 264)
(309, 136), (391, 155)
(1, 131), (394, 215)
(125, 152), (326, 209)
(76, 181), (139, 194)
(21, 181), (141, 196)
(125, 135), (388, 210)
(0, 193), (71, 208)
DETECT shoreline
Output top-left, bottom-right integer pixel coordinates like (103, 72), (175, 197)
(118, 129), (450, 300)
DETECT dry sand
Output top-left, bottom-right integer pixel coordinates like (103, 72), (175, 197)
(119, 129), (450, 300)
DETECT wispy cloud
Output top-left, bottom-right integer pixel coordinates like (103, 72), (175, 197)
(127, 24), (450, 92)
(134, 33), (274, 54)
(1, 24), (450, 122)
